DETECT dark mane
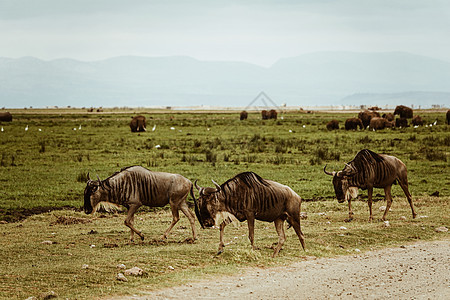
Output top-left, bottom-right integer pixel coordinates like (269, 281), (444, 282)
(350, 149), (384, 169)
(222, 172), (269, 189)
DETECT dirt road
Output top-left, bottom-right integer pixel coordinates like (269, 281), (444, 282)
(113, 240), (449, 299)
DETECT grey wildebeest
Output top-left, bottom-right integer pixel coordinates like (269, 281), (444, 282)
(394, 105), (413, 119)
(84, 166), (197, 242)
(130, 115), (146, 132)
(324, 149), (417, 222)
(193, 172), (305, 257)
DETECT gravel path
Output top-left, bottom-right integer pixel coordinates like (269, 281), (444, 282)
(113, 240), (449, 300)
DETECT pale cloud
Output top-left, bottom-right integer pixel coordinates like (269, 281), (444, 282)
(0, 0), (449, 66)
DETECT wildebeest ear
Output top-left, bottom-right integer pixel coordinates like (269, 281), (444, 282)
(336, 171), (344, 178)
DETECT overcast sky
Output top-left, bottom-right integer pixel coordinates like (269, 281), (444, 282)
(0, 0), (449, 66)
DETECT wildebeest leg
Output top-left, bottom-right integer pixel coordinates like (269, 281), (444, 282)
(345, 199), (354, 222)
(161, 204), (180, 240)
(287, 214), (306, 251)
(398, 179), (417, 219)
(217, 222), (227, 255)
(272, 218), (286, 258)
(179, 201), (198, 240)
(124, 204), (144, 241)
(247, 215), (259, 250)
(382, 185), (393, 221)
(367, 187), (374, 221)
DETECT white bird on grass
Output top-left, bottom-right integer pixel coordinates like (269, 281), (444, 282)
(25, 125), (28, 131)
(152, 124), (156, 131)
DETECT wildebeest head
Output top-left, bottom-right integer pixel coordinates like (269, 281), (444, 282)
(193, 180), (222, 228)
(83, 173), (106, 214)
(324, 164), (358, 203)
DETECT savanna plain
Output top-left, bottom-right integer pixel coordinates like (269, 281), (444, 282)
(0, 108), (449, 299)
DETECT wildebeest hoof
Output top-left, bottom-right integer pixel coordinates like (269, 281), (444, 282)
(344, 218), (353, 222)
(216, 249), (224, 255)
(140, 235), (145, 241)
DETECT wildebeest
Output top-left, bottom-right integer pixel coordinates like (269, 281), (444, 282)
(358, 110), (380, 129)
(326, 120), (339, 130)
(411, 115), (424, 126)
(240, 111), (248, 121)
(382, 113), (394, 121)
(369, 117), (394, 131)
(130, 116), (146, 132)
(84, 166), (197, 242)
(394, 105), (413, 119)
(345, 118), (363, 130)
(324, 149), (417, 222)
(0, 112), (12, 122)
(268, 109), (278, 120)
(193, 172), (305, 257)
(261, 110), (269, 120)
(395, 117), (408, 128)
(447, 110), (450, 125)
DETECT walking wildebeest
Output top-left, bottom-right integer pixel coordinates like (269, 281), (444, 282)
(394, 105), (413, 119)
(193, 172), (305, 257)
(130, 116), (146, 132)
(240, 111), (248, 121)
(369, 117), (394, 131)
(84, 166), (197, 242)
(326, 120), (339, 130)
(358, 110), (380, 129)
(345, 118), (363, 130)
(411, 115), (424, 126)
(324, 149), (417, 222)
(0, 112), (12, 122)
(395, 117), (408, 128)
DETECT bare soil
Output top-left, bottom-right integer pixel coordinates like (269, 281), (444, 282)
(112, 239), (449, 300)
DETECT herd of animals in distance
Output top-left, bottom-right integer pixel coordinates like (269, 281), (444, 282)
(1, 106), (449, 257)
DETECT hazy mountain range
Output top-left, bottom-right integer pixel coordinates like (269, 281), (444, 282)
(1, 52), (449, 109)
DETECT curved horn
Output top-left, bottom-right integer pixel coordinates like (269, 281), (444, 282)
(96, 174), (105, 189)
(323, 165), (336, 176)
(194, 179), (201, 191)
(212, 179), (221, 192)
(87, 172), (92, 181)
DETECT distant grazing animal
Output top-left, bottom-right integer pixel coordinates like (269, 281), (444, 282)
(84, 166), (197, 242)
(193, 172), (305, 257)
(0, 112), (12, 122)
(411, 115), (424, 126)
(382, 113), (394, 121)
(446, 110), (450, 125)
(326, 120), (339, 130)
(324, 149), (416, 221)
(240, 111), (248, 121)
(395, 117), (408, 128)
(394, 105), (413, 119)
(368, 106), (381, 111)
(369, 117), (394, 130)
(130, 116), (146, 132)
(358, 110), (380, 128)
(345, 118), (363, 130)
(268, 109), (278, 120)
(261, 110), (269, 120)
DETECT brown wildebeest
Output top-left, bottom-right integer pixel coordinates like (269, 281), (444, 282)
(261, 110), (269, 120)
(324, 149), (417, 222)
(368, 106), (381, 111)
(240, 111), (248, 120)
(395, 117), (408, 128)
(326, 120), (339, 130)
(411, 115), (424, 126)
(369, 117), (394, 130)
(193, 172), (305, 257)
(382, 113), (394, 121)
(446, 110), (450, 125)
(345, 118), (363, 130)
(394, 105), (413, 119)
(130, 116), (146, 132)
(84, 166), (198, 242)
(268, 109), (278, 120)
(358, 110), (380, 129)
(0, 112), (12, 122)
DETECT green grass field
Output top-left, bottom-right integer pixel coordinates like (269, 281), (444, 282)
(0, 109), (449, 299)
